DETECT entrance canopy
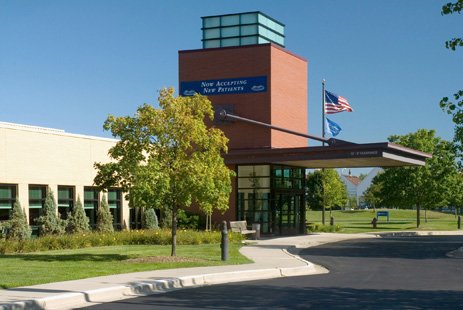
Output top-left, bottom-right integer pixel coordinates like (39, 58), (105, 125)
(224, 142), (431, 168)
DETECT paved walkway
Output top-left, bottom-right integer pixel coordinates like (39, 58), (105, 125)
(1, 231), (461, 310)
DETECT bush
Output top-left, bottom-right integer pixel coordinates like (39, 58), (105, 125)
(67, 196), (90, 234)
(35, 189), (65, 236)
(143, 208), (159, 229)
(96, 195), (114, 233)
(0, 229), (246, 254)
(177, 210), (200, 229)
(306, 223), (342, 233)
(5, 201), (31, 240)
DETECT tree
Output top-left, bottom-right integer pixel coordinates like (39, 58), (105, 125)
(94, 88), (233, 256)
(306, 169), (348, 224)
(7, 200), (31, 240)
(35, 189), (65, 236)
(439, 0), (463, 161)
(363, 181), (383, 210)
(447, 172), (463, 215)
(96, 195), (114, 233)
(66, 196), (90, 234)
(371, 129), (459, 227)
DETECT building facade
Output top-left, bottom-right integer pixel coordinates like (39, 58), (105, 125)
(0, 122), (129, 231)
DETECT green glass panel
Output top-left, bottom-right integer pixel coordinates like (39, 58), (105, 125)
(203, 16), (220, 28)
(108, 191), (118, 201)
(222, 38), (239, 47)
(204, 28), (220, 39)
(241, 36), (258, 46)
(58, 203), (70, 208)
(84, 190), (96, 200)
(258, 37), (269, 44)
(84, 202), (94, 209)
(241, 13), (257, 24)
(0, 188), (12, 199)
(241, 25), (257, 36)
(108, 203), (117, 209)
(29, 203), (43, 209)
(222, 26), (239, 38)
(0, 202), (12, 209)
(221, 14), (239, 26)
(58, 189), (70, 200)
(29, 188), (43, 200)
(204, 40), (220, 48)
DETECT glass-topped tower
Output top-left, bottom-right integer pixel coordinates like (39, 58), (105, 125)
(202, 11), (285, 48)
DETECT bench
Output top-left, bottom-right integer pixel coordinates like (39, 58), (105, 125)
(229, 221), (256, 238)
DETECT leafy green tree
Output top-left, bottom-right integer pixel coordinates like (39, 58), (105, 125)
(447, 172), (463, 214)
(66, 196), (90, 234)
(35, 189), (65, 236)
(96, 194), (114, 233)
(7, 200), (31, 240)
(143, 208), (159, 229)
(306, 169), (348, 224)
(440, 0), (463, 160)
(372, 129), (459, 227)
(442, 0), (463, 50)
(94, 88), (233, 256)
(363, 181), (383, 210)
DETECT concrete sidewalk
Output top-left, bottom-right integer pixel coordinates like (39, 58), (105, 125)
(1, 231), (460, 310)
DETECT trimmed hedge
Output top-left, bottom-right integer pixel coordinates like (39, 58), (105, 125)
(0, 229), (245, 254)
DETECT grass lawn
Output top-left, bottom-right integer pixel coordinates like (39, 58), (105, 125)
(307, 209), (461, 233)
(0, 243), (251, 289)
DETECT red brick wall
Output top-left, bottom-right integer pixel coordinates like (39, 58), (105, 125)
(270, 47), (308, 147)
(179, 45), (271, 150)
(178, 44), (308, 225)
(179, 44), (308, 150)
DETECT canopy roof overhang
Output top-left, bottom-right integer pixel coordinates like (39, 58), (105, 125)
(224, 142), (431, 168)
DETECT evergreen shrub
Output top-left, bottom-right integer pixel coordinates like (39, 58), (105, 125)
(35, 189), (65, 236)
(66, 196), (90, 234)
(96, 195), (114, 233)
(143, 208), (159, 229)
(6, 201), (31, 240)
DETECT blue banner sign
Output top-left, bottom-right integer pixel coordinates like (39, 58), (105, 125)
(180, 76), (267, 96)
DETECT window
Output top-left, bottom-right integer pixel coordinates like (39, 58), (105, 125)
(58, 186), (74, 219)
(0, 184), (16, 221)
(201, 12), (285, 48)
(29, 185), (46, 224)
(84, 187), (99, 228)
(108, 189), (122, 229)
(237, 165), (271, 233)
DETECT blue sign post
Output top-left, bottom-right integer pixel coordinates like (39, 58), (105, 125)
(180, 76), (267, 96)
(377, 211), (390, 222)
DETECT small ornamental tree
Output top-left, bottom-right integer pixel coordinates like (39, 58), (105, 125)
(94, 88), (233, 256)
(67, 196), (90, 234)
(35, 189), (65, 236)
(306, 169), (348, 224)
(7, 200), (31, 240)
(143, 208), (159, 229)
(96, 194), (114, 233)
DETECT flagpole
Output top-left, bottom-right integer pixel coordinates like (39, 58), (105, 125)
(322, 79), (326, 146)
(321, 79), (326, 225)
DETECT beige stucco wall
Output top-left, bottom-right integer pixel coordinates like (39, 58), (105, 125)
(0, 122), (130, 227)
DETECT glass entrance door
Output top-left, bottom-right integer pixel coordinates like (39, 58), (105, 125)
(274, 193), (302, 235)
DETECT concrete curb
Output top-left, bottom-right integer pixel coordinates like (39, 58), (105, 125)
(371, 230), (463, 238)
(1, 252), (322, 310)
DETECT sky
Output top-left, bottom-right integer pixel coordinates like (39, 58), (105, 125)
(1, 0), (462, 175)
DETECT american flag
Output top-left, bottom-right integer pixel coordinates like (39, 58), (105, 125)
(324, 90), (353, 114)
